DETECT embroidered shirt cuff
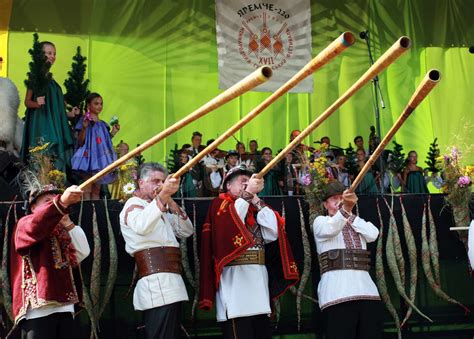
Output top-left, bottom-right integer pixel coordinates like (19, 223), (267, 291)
(253, 198), (265, 211)
(155, 196), (168, 212)
(240, 190), (254, 202)
(338, 206), (352, 219)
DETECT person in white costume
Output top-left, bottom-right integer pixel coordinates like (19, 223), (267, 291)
(312, 180), (383, 339)
(120, 162), (193, 339)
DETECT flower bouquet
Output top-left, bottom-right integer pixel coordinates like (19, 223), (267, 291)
(300, 144), (335, 222)
(438, 146), (473, 257)
(110, 154), (138, 201)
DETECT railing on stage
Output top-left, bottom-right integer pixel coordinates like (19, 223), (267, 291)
(0, 194), (473, 338)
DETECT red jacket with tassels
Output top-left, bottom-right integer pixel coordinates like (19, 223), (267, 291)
(199, 193), (299, 311)
(10, 196), (82, 325)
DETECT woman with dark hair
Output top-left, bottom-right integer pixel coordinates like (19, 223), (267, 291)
(71, 92), (119, 199)
(354, 149), (378, 194)
(256, 147), (282, 196)
(402, 150), (429, 193)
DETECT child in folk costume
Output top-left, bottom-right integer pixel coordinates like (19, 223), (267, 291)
(71, 93), (119, 200)
(312, 180), (382, 339)
(21, 41), (79, 174)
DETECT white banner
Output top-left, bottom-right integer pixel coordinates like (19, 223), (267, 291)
(216, 0), (313, 93)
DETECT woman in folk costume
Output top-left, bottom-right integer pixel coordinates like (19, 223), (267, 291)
(312, 180), (382, 339)
(199, 164), (299, 339)
(355, 148), (379, 194)
(256, 147), (283, 196)
(21, 41), (79, 174)
(10, 175), (89, 338)
(402, 150), (429, 193)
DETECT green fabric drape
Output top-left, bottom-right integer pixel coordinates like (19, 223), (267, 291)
(6, 1), (474, 185)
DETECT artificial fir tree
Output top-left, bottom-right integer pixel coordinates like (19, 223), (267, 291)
(166, 144), (180, 172)
(345, 143), (358, 177)
(425, 137), (440, 173)
(388, 140), (405, 174)
(134, 144), (146, 167)
(64, 46), (90, 113)
(24, 33), (51, 96)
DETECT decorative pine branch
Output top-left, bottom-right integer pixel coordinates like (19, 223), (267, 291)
(388, 141), (405, 174)
(64, 46), (90, 113)
(425, 138), (440, 173)
(24, 33), (52, 96)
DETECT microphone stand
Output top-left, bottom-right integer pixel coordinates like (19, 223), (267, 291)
(361, 31), (386, 193)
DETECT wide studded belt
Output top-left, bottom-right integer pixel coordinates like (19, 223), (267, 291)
(318, 249), (371, 275)
(134, 246), (182, 279)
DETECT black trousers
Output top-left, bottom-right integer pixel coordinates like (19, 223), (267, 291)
(220, 314), (272, 339)
(143, 302), (181, 339)
(20, 312), (74, 339)
(323, 299), (383, 339)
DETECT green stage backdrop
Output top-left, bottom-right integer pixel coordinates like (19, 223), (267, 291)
(4, 0), (474, 181)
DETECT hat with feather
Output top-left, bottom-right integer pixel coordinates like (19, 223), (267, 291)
(19, 142), (65, 207)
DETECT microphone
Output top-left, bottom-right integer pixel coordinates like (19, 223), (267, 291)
(359, 30), (369, 40)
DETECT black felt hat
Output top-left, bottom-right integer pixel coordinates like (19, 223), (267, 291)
(222, 164), (253, 192)
(29, 184), (63, 205)
(322, 180), (346, 201)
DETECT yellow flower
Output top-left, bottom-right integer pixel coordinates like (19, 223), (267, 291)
(29, 142), (51, 154)
(48, 169), (65, 178)
(464, 165), (474, 177)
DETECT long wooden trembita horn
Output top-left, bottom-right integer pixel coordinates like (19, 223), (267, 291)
(256, 36), (411, 179)
(79, 66), (272, 189)
(349, 69), (441, 192)
(173, 31), (356, 179)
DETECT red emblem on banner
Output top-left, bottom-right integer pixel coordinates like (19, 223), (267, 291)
(238, 10), (294, 70)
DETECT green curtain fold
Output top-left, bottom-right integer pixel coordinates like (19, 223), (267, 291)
(6, 0), (474, 177)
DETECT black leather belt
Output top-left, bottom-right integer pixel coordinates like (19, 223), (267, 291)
(318, 249), (371, 275)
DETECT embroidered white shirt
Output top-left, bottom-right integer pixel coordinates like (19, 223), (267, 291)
(312, 211), (380, 310)
(25, 226), (91, 320)
(216, 198), (278, 321)
(120, 196), (193, 311)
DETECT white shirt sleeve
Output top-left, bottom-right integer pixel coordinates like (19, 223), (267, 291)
(468, 220), (474, 268)
(210, 171), (222, 188)
(256, 206), (278, 243)
(351, 216), (379, 243)
(234, 198), (251, 223)
(165, 212), (194, 239)
(69, 226), (90, 263)
(313, 211), (347, 241)
(121, 198), (166, 236)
